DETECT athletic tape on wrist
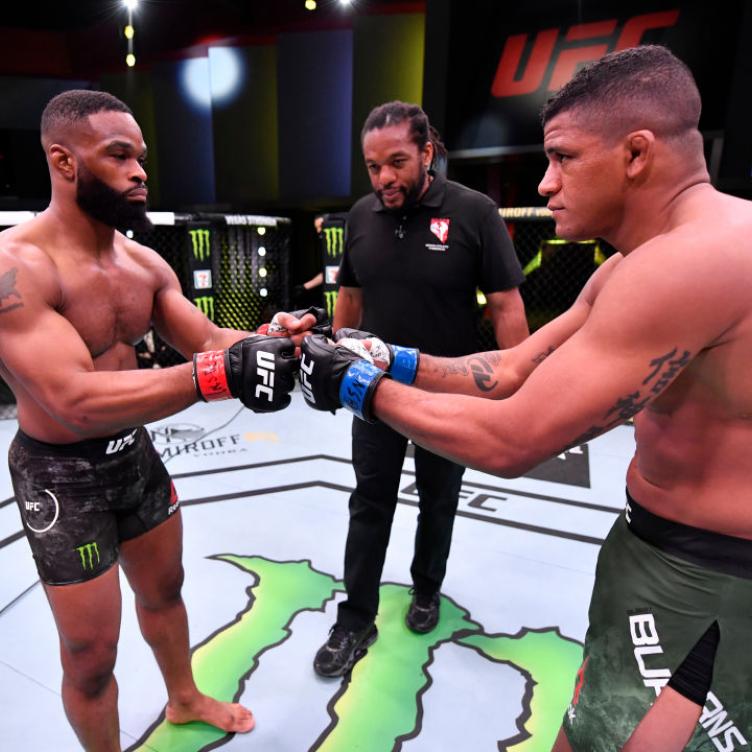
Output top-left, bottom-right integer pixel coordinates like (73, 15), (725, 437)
(339, 359), (384, 422)
(193, 350), (233, 401)
(389, 345), (419, 385)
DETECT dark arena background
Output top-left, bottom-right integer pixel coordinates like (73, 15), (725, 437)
(0, 1), (750, 751)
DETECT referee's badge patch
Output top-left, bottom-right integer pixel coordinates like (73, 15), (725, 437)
(430, 218), (450, 244)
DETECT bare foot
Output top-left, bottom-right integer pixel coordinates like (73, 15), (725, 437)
(166, 693), (255, 733)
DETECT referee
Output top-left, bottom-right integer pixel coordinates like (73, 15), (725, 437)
(313, 101), (528, 677)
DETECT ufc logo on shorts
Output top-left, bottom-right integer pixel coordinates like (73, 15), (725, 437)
(299, 355), (315, 404)
(255, 351), (276, 402)
(106, 429), (137, 455)
(629, 612), (671, 695)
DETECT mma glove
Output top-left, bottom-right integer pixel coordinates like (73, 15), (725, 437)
(300, 334), (389, 422)
(193, 335), (298, 412)
(334, 328), (419, 385)
(257, 306), (332, 338)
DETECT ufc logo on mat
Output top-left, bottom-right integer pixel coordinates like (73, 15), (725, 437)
(491, 10), (679, 98)
(255, 351), (276, 402)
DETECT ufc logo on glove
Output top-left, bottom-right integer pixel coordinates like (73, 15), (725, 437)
(255, 350), (276, 402)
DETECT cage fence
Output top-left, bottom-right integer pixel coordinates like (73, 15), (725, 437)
(476, 207), (616, 350)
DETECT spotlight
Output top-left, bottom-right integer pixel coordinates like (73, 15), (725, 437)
(126, 53), (136, 67)
(123, 0), (138, 10)
(124, 24), (134, 39)
(305, 0), (317, 9)
(339, 0), (353, 5)
(259, 267), (267, 278)
(257, 227), (266, 236)
(258, 246), (267, 256)
(260, 288), (268, 297)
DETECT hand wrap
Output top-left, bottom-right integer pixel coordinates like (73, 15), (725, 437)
(193, 335), (297, 412)
(334, 328), (419, 385)
(299, 334), (388, 422)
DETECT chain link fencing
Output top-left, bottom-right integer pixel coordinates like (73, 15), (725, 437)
(476, 207), (616, 350)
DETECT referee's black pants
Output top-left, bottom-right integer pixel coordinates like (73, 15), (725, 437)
(337, 418), (465, 631)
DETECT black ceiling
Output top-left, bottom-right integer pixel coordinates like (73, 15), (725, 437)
(0, 0), (418, 33)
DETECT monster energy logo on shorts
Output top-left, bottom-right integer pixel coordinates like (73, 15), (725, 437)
(76, 541), (100, 571)
(323, 226), (344, 257)
(324, 290), (338, 318)
(194, 295), (215, 320)
(189, 228), (211, 262)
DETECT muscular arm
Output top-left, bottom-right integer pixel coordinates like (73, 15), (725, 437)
(0, 256), (198, 436)
(332, 285), (363, 331)
(372, 242), (733, 477)
(413, 255), (622, 398)
(485, 288), (529, 348)
(151, 262), (249, 356)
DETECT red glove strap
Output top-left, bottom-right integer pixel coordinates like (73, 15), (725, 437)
(257, 323), (270, 335)
(194, 349), (232, 401)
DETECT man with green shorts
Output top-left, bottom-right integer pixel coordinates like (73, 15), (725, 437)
(298, 45), (752, 750)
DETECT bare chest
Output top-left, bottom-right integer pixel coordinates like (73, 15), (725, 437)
(57, 261), (157, 359)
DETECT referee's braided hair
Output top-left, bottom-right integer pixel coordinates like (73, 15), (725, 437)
(361, 101), (447, 164)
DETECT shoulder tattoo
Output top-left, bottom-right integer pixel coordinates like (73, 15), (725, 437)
(0, 268), (23, 314)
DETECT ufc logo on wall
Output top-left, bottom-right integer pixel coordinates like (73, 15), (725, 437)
(255, 351), (276, 402)
(491, 10), (679, 98)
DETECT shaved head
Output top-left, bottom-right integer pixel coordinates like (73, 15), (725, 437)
(41, 89), (132, 148)
(541, 46), (701, 146)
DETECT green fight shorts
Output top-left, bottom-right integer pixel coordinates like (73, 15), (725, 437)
(563, 490), (752, 751)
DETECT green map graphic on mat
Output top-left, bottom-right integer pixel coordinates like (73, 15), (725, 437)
(129, 556), (583, 752)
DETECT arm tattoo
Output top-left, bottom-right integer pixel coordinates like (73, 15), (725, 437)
(566, 346), (692, 450)
(0, 268), (23, 314)
(439, 362), (468, 378)
(532, 345), (556, 365)
(467, 354), (499, 392)
(436, 353), (502, 393)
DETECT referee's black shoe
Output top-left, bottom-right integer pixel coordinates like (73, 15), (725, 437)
(313, 622), (378, 677)
(406, 590), (440, 633)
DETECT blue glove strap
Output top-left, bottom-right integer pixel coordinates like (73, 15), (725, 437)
(389, 346), (419, 385)
(339, 359), (383, 421)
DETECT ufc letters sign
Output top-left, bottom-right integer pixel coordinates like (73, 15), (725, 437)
(491, 10), (679, 98)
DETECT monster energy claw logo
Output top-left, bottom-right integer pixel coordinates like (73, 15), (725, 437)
(194, 295), (215, 320)
(189, 228), (212, 262)
(323, 226), (344, 257)
(324, 290), (338, 318)
(76, 541), (100, 571)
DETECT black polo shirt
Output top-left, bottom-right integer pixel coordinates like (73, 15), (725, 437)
(338, 174), (524, 356)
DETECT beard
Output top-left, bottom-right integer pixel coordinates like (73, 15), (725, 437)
(76, 166), (152, 232)
(377, 162), (428, 214)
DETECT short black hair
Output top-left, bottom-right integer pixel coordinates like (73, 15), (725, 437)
(41, 89), (133, 143)
(361, 101), (447, 163)
(541, 46), (700, 141)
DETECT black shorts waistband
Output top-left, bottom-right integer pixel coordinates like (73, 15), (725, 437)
(625, 489), (752, 579)
(15, 427), (145, 459)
